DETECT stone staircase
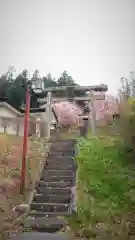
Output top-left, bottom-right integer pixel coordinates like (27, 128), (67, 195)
(23, 139), (77, 235)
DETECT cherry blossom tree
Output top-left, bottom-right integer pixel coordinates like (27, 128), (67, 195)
(52, 94), (118, 127)
(53, 101), (82, 127)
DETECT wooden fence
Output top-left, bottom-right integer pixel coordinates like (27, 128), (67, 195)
(0, 116), (44, 137)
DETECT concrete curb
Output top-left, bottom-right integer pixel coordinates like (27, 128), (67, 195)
(69, 140), (77, 214)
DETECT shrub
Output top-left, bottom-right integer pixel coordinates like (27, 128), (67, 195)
(119, 98), (135, 151)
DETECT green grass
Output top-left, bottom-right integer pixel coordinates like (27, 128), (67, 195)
(68, 136), (135, 239)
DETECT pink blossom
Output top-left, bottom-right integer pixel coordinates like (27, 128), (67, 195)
(52, 93), (118, 126)
(53, 101), (82, 126)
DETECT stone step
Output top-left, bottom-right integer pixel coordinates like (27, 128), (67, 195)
(40, 175), (73, 182)
(50, 146), (75, 152)
(30, 203), (69, 212)
(49, 149), (74, 152)
(33, 194), (70, 204)
(48, 155), (74, 160)
(24, 217), (67, 233)
(9, 232), (71, 240)
(36, 187), (71, 195)
(45, 163), (77, 172)
(37, 181), (72, 188)
(49, 146), (74, 151)
(47, 153), (73, 160)
(51, 141), (75, 146)
(45, 164), (73, 170)
(53, 140), (76, 144)
(47, 155), (73, 160)
(42, 169), (73, 177)
(48, 151), (75, 157)
(46, 156), (74, 164)
(50, 147), (74, 152)
(46, 162), (74, 168)
(28, 211), (71, 218)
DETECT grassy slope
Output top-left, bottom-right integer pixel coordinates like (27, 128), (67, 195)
(69, 136), (135, 239)
(0, 134), (47, 239)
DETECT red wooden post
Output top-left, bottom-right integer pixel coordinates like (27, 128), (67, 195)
(20, 86), (30, 194)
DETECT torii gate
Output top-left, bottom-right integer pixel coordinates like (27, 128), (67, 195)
(37, 84), (108, 137)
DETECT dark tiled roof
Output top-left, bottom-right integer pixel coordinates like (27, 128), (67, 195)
(20, 107), (58, 123)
